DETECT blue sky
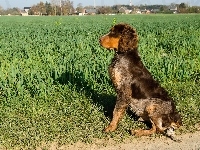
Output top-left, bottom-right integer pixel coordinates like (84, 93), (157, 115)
(0, 0), (199, 9)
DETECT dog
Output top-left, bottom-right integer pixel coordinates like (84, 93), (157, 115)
(99, 23), (182, 141)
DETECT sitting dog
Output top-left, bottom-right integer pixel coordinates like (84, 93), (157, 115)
(99, 23), (182, 141)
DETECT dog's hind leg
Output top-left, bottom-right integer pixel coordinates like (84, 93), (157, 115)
(131, 120), (157, 136)
(131, 104), (162, 137)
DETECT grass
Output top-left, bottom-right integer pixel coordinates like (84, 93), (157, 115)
(0, 14), (199, 149)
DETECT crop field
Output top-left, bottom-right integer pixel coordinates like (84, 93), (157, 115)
(0, 14), (199, 149)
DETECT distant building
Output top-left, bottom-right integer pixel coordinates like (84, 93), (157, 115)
(169, 6), (178, 13)
(135, 8), (141, 14)
(85, 8), (97, 15)
(140, 9), (150, 14)
(21, 7), (31, 16)
(78, 8), (97, 15)
(24, 7), (31, 13)
(151, 9), (160, 13)
(119, 7), (132, 14)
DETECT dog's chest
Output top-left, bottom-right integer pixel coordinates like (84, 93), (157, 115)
(109, 56), (130, 89)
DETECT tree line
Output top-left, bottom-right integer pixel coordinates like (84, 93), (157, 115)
(29, 1), (74, 15)
(0, 1), (200, 16)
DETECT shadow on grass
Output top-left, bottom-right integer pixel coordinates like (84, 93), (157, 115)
(51, 69), (145, 129)
(51, 70), (116, 120)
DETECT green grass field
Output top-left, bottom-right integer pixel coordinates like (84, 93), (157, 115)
(0, 14), (199, 149)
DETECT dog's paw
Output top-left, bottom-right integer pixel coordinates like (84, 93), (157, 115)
(104, 125), (117, 132)
(165, 127), (181, 142)
(130, 129), (143, 136)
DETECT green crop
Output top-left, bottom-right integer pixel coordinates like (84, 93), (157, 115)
(0, 14), (199, 149)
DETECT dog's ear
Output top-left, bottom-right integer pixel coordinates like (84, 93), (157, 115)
(118, 25), (138, 52)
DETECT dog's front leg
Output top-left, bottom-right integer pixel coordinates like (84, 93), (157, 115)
(104, 92), (128, 132)
(104, 106), (126, 132)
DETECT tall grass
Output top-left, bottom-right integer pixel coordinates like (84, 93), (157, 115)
(0, 14), (199, 149)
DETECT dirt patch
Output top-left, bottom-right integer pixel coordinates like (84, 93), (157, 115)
(37, 130), (200, 150)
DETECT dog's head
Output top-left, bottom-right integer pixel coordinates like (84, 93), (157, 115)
(99, 23), (138, 52)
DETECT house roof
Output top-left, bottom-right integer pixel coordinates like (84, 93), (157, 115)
(24, 7), (31, 10)
(119, 7), (128, 11)
(169, 6), (177, 10)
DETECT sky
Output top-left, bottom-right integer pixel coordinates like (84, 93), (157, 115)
(0, 0), (200, 9)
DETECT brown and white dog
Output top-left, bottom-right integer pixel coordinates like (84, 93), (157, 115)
(99, 23), (182, 141)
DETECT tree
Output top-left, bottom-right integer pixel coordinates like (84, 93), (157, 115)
(2, 7), (20, 15)
(112, 5), (121, 13)
(97, 6), (112, 14)
(179, 3), (187, 13)
(29, 1), (55, 15)
(179, 3), (187, 9)
(61, 0), (74, 15)
(28, 5), (38, 15)
(160, 6), (164, 11)
(76, 3), (83, 13)
(29, 2), (46, 15)
(45, 1), (53, 15)
(50, 0), (74, 15)
(38, 1), (46, 15)
(51, 0), (59, 15)
(0, 6), (4, 15)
